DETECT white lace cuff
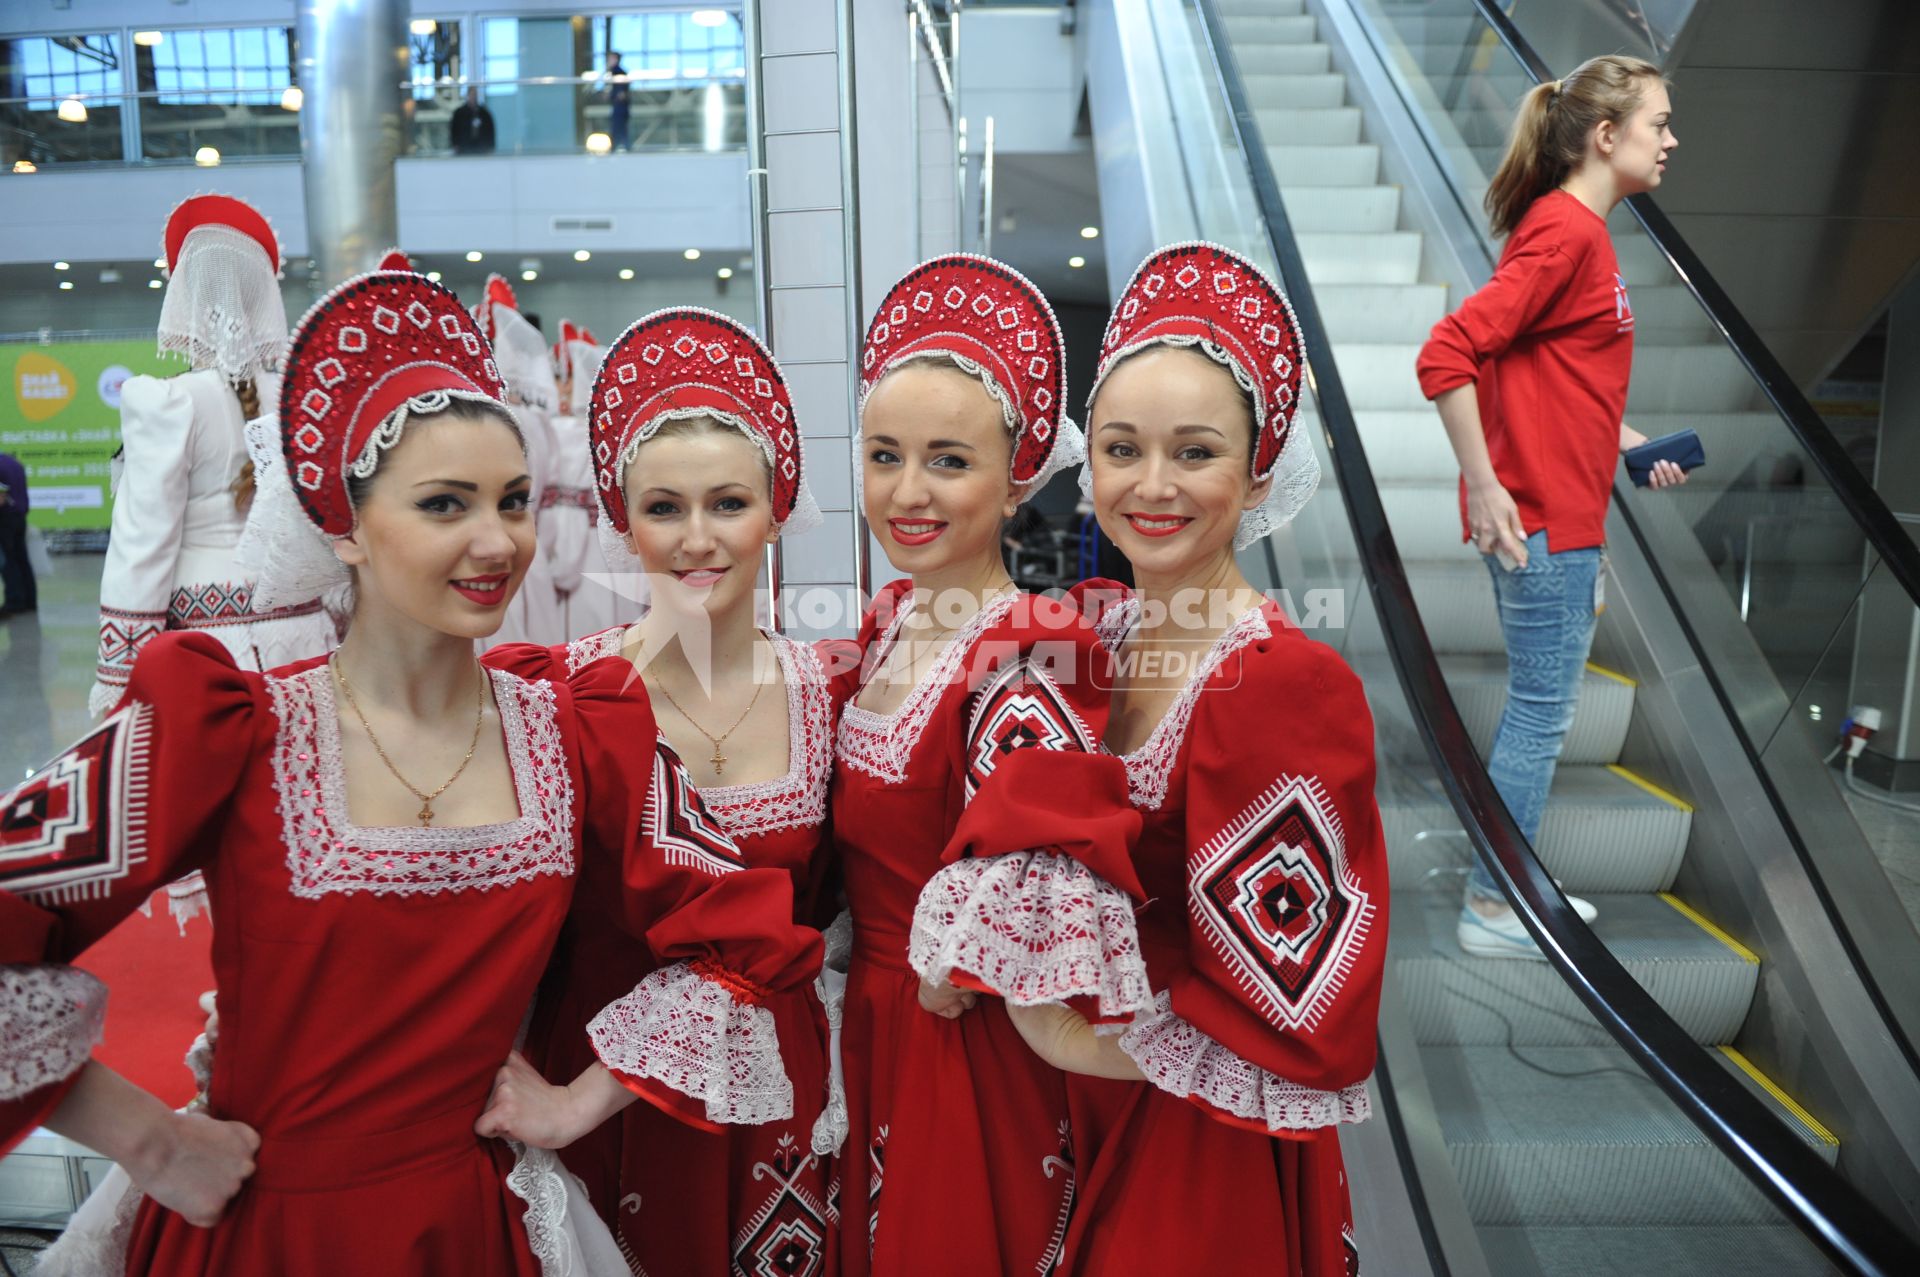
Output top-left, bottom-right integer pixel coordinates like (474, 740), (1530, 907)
(587, 960), (793, 1126)
(1, 966), (108, 1102)
(1118, 991), (1370, 1132)
(909, 852), (1153, 1021)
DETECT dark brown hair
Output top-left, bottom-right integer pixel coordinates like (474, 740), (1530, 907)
(1484, 54), (1666, 238)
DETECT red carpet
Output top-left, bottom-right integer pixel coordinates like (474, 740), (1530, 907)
(72, 891), (215, 1109)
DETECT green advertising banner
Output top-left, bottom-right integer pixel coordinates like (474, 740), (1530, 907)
(2, 340), (177, 530)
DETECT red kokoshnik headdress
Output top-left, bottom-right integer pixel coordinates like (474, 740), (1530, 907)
(1088, 242), (1319, 545)
(589, 307), (816, 535)
(376, 248), (415, 273)
(859, 254), (1082, 492)
(279, 271), (508, 536)
(164, 194), (281, 276)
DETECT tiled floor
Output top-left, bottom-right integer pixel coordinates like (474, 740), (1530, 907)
(1, 552), (103, 785)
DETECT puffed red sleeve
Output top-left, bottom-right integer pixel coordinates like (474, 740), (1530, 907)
(911, 588), (1149, 1024)
(563, 656), (824, 1133)
(1415, 236), (1580, 399)
(1120, 624), (1386, 1137)
(1, 631), (255, 1152)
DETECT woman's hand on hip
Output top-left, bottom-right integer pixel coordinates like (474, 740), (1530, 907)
(917, 976), (978, 1020)
(134, 1111), (260, 1228)
(1466, 478), (1530, 568)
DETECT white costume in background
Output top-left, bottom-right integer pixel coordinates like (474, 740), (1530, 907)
(481, 300), (567, 649)
(90, 215), (333, 717)
(545, 336), (635, 638)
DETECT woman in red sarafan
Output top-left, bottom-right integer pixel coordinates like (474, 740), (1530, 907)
(0, 270), (812, 1276)
(921, 243), (1388, 1275)
(831, 254), (1146, 1277)
(479, 306), (844, 1277)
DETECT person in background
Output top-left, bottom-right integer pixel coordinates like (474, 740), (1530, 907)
(604, 51), (631, 151)
(451, 85), (497, 155)
(1414, 54), (1687, 959)
(0, 449), (34, 618)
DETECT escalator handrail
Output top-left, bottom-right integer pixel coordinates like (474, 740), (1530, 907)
(1463, 0), (1920, 608)
(1189, 0), (1920, 1271)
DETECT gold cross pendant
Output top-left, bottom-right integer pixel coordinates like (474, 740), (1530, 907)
(710, 745), (728, 775)
(417, 801), (435, 827)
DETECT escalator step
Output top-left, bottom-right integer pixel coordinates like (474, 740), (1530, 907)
(1475, 1223), (1841, 1275)
(1393, 891), (1757, 1047)
(1222, 14), (1317, 44)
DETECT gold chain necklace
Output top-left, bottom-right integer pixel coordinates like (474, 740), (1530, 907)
(650, 662), (767, 776)
(332, 656), (487, 827)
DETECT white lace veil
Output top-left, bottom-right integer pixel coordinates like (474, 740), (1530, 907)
(158, 224), (288, 384)
(1078, 337), (1320, 551)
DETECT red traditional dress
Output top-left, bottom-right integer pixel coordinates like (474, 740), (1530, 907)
(495, 306), (839, 1277)
(831, 257), (1137, 1277)
(0, 271), (816, 1277)
(917, 244), (1387, 1276)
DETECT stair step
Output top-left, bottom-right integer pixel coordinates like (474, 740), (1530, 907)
(1214, 0), (1307, 15)
(1352, 407), (1455, 480)
(1326, 342), (1425, 407)
(1395, 892), (1759, 1047)
(1279, 184), (1401, 233)
(1267, 142), (1379, 185)
(1627, 346), (1760, 412)
(1240, 71), (1346, 109)
(1426, 1044), (1833, 1226)
(1476, 1224), (1842, 1276)
(1224, 13), (1317, 44)
(1299, 231), (1422, 284)
(1314, 283), (1448, 342)
(1383, 764), (1691, 893)
(1440, 651), (1636, 766)
(1254, 105), (1362, 145)
(1238, 45), (1332, 76)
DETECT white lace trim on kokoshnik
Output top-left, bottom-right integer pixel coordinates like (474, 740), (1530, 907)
(1099, 599), (1270, 812)
(835, 589), (1021, 785)
(265, 663), (576, 898)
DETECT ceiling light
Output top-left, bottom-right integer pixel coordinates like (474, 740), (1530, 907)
(280, 86), (303, 112)
(57, 98), (87, 123)
(11, 160), (35, 174)
(426, 270), (442, 282)
(58, 280), (73, 290)
(585, 132), (612, 155)
(410, 18), (438, 36)
(716, 267), (734, 280)
(133, 31), (165, 47)
(152, 257), (166, 268)
(465, 250), (483, 262)
(618, 268), (635, 280)
(573, 249), (591, 262)
(1080, 226), (1100, 239)
(683, 248), (701, 261)
(1068, 255), (1086, 269)
(691, 10), (729, 29)
(195, 146), (221, 167)
(521, 270), (537, 282)
(53, 261), (69, 271)
(148, 278), (163, 289)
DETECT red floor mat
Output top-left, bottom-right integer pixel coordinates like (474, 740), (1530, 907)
(72, 893), (215, 1110)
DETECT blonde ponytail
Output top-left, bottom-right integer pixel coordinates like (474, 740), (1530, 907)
(1484, 54), (1666, 238)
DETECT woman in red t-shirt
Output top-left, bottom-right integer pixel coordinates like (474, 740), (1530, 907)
(1415, 55), (1686, 958)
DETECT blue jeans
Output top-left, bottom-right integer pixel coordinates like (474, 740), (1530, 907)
(1466, 528), (1601, 901)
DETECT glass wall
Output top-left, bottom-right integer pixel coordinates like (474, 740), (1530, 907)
(133, 26), (299, 162)
(1, 34), (127, 166)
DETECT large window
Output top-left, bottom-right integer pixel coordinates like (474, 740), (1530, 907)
(591, 11), (744, 85)
(142, 27), (293, 105)
(1, 35), (126, 165)
(3, 34), (122, 108)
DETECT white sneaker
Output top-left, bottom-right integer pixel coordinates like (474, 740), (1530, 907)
(1565, 891), (1599, 925)
(1457, 904), (1548, 960)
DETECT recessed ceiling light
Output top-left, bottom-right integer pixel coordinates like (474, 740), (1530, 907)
(716, 267), (734, 280)
(53, 261), (69, 271)
(152, 257), (166, 269)
(410, 18), (437, 35)
(280, 86), (303, 112)
(148, 279), (163, 289)
(573, 249), (591, 262)
(57, 98), (87, 123)
(585, 132), (612, 155)
(618, 268), (635, 280)
(1068, 255), (1086, 269)
(195, 146), (221, 167)
(690, 10), (729, 28)
(1080, 226), (1100, 239)
(133, 31), (165, 47)
(683, 248), (701, 261)
(426, 270), (442, 282)
(466, 250), (483, 262)
(58, 280), (73, 290)
(11, 160), (35, 174)
(521, 270), (537, 282)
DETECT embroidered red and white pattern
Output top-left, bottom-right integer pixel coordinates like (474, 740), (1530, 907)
(535, 485), (597, 513)
(962, 656), (1095, 799)
(169, 582), (326, 629)
(564, 624), (629, 676)
(647, 737), (749, 878)
(1189, 773), (1374, 1034)
(94, 608), (167, 690)
(0, 701), (154, 905)
(836, 591), (1019, 785)
(587, 959), (792, 1125)
(0, 965), (108, 1102)
(266, 665), (575, 898)
(1117, 990), (1370, 1132)
(701, 636), (833, 840)
(732, 1133), (830, 1277)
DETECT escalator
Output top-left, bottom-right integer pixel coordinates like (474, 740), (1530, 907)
(1081, 0), (1920, 1271)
